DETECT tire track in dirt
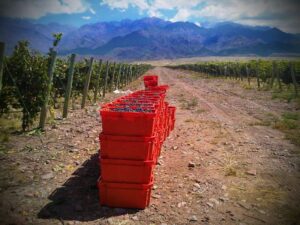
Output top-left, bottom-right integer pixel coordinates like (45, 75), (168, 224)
(158, 68), (265, 126)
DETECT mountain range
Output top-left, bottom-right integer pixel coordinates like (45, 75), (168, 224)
(1, 17), (300, 60)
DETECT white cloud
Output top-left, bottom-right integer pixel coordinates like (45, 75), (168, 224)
(82, 16), (91, 20)
(102, 0), (300, 33)
(101, 0), (149, 11)
(89, 8), (96, 14)
(193, 0), (300, 32)
(170, 8), (191, 22)
(0, 0), (89, 19)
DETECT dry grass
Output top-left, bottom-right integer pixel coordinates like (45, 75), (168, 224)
(181, 97), (198, 110)
(184, 118), (194, 123)
(229, 182), (286, 207)
(195, 109), (206, 114)
(0, 116), (21, 143)
(241, 83), (254, 90)
(223, 154), (238, 177)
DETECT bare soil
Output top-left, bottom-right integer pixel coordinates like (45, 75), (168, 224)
(0, 67), (300, 225)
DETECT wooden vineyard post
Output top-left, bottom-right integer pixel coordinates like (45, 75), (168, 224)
(275, 63), (282, 91)
(123, 65), (128, 86)
(128, 65), (131, 84)
(122, 65), (125, 86)
(290, 62), (298, 97)
(63, 54), (76, 118)
(136, 67), (140, 79)
(39, 50), (57, 130)
(270, 61), (275, 89)
(133, 66), (137, 79)
(137, 66), (140, 79)
(132, 66), (135, 80)
(206, 66), (209, 79)
(81, 57), (94, 109)
(110, 62), (116, 92)
(119, 65), (124, 88)
(133, 66), (136, 79)
(229, 66), (233, 80)
(127, 65), (130, 84)
(103, 61), (109, 97)
(232, 65), (235, 80)
(228, 65), (232, 79)
(256, 61), (261, 89)
(246, 65), (250, 86)
(240, 66), (243, 81)
(116, 64), (122, 89)
(126, 65), (130, 85)
(93, 59), (103, 103)
(0, 42), (4, 93)
(132, 66), (135, 81)
(129, 65), (133, 83)
(131, 66), (134, 81)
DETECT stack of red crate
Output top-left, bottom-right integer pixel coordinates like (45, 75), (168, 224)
(143, 75), (158, 88)
(98, 75), (176, 209)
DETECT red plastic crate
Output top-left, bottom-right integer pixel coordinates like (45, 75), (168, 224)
(168, 106), (176, 120)
(154, 137), (161, 161)
(167, 116), (171, 137)
(144, 80), (158, 88)
(156, 140), (163, 157)
(170, 119), (175, 131)
(98, 178), (153, 209)
(143, 75), (158, 88)
(133, 90), (166, 96)
(100, 159), (154, 183)
(99, 134), (156, 161)
(168, 106), (176, 132)
(148, 85), (169, 92)
(143, 75), (158, 82)
(106, 105), (157, 114)
(100, 109), (158, 136)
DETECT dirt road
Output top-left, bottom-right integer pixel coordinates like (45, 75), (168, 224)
(0, 67), (299, 225)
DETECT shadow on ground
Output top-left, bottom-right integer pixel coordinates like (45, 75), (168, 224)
(38, 154), (139, 222)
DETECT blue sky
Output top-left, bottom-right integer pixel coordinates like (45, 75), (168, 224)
(0, 0), (299, 33)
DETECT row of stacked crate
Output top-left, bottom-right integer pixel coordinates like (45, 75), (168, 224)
(97, 75), (176, 209)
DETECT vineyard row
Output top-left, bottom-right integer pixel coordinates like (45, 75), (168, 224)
(168, 60), (300, 96)
(0, 41), (152, 131)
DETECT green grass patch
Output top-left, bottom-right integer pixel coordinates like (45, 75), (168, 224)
(273, 112), (300, 147)
(272, 88), (299, 103)
(249, 112), (279, 127)
(282, 112), (299, 120)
